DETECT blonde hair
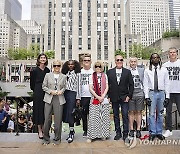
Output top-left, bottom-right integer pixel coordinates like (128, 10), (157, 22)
(53, 60), (62, 66)
(93, 61), (104, 72)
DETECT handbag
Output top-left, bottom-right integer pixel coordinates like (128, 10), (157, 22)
(101, 98), (109, 105)
(92, 98), (100, 105)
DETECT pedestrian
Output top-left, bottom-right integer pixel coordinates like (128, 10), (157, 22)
(30, 53), (50, 139)
(42, 60), (66, 145)
(62, 60), (81, 143)
(144, 53), (170, 141)
(107, 54), (134, 141)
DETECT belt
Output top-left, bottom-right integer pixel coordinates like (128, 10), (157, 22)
(149, 89), (164, 92)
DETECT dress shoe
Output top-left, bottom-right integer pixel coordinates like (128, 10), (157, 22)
(129, 130), (135, 137)
(149, 134), (156, 141)
(156, 134), (165, 140)
(114, 133), (122, 140)
(123, 133), (128, 141)
(136, 130), (141, 138)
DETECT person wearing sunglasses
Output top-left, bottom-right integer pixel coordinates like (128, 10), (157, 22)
(42, 60), (67, 145)
(80, 54), (94, 137)
(61, 60), (81, 143)
(30, 53), (50, 139)
(107, 54), (134, 141)
(87, 61), (110, 143)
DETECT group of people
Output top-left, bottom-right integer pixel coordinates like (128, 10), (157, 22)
(29, 47), (180, 145)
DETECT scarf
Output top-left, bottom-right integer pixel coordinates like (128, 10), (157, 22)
(92, 72), (106, 105)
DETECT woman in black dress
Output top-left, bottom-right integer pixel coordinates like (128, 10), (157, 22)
(30, 53), (50, 139)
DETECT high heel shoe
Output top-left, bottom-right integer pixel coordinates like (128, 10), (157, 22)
(38, 132), (43, 139)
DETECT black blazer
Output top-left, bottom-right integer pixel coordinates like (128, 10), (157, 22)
(107, 67), (134, 102)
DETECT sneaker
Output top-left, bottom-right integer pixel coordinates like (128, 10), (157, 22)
(87, 139), (92, 143)
(136, 130), (141, 138)
(83, 131), (87, 138)
(52, 139), (61, 145)
(42, 139), (50, 145)
(163, 130), (172, 138)
(67, 130), (75, 143)
(101, 137), (106, 141)
(129, 130), (135, 137)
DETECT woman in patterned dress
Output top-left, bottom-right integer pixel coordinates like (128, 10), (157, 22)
(87, 61), (110, 142)
(62, 60), (81, 143)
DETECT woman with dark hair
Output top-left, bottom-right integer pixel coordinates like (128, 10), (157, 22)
(62, 60), (81, 143)
(30, 53), (50, 139)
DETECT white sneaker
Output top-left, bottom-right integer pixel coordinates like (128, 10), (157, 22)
(87, 139), (92, 143)
(163, 130), (173, 138)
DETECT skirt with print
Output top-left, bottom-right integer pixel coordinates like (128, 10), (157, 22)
(87, 102), (111, 140)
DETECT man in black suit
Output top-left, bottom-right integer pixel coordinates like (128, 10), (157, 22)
(107, 54), (134, 141)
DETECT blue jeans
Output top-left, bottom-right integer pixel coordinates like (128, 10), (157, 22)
(149, 91), (165, 135)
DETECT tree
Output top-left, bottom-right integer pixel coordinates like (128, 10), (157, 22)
(162, 30), (179, 38)
(129, 44), (144, 59)
(129, 43), (162, 60)
(115, 49), (126, 58)
(0, 86), (9, 98)
(29, 44), (40, 59)
(7, 44), (41, 60)
(45, 50), (55, 59)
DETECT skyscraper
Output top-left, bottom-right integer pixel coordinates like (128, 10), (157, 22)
(41, 0), (126, 66)
(31, 0), (47, 26)
(126, 0), (170, 46)
(169, 0), (180, 29)
(0, 0), (22, 20)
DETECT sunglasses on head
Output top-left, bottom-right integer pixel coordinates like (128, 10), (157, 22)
(53, 65), (61, 67)
(116, 59), (123, 62)
(83, 59), (91, 62)
(95, 65), (101, 68)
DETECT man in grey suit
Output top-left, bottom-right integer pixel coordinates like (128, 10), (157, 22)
(42, 60), (67, 145)
(128, 57), (145, 138)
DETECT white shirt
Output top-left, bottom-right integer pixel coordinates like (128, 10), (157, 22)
(143, 65), (170, 98)
(54, 73), (59, 79)
(8, 120), (14, 130)
(81, 68), (94, 97)
(163, 59), (180, 93)
(116, 68), (122, 84)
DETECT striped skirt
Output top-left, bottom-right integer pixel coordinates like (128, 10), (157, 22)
(87, 102), (111, 140)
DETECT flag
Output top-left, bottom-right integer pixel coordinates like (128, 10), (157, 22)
(30, 62), (33, 72)
(1, 64), (5, 76)
(110, 62), (112, 68)
(51, 63), (53, 72)
(15, 62), (16, 76)
(18, 63), (22, 75)
(24, 63), (26, 72)
(8, 64), (11, 76)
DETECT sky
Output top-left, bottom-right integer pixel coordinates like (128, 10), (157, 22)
(18, 0), (31, 20)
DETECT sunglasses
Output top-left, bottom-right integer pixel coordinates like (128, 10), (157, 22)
(116, 59), (123, 62)
(53, 65), (61, 67)
(95, 65), (101, 68)
(83, 60), (91, 62)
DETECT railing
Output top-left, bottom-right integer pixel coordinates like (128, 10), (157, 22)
(172, 109), (179, 130)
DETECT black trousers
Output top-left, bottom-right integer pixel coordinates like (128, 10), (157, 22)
(112, 100), (129, 135)
(80, 97), (91, 132)
(165, 93), (180, 131)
